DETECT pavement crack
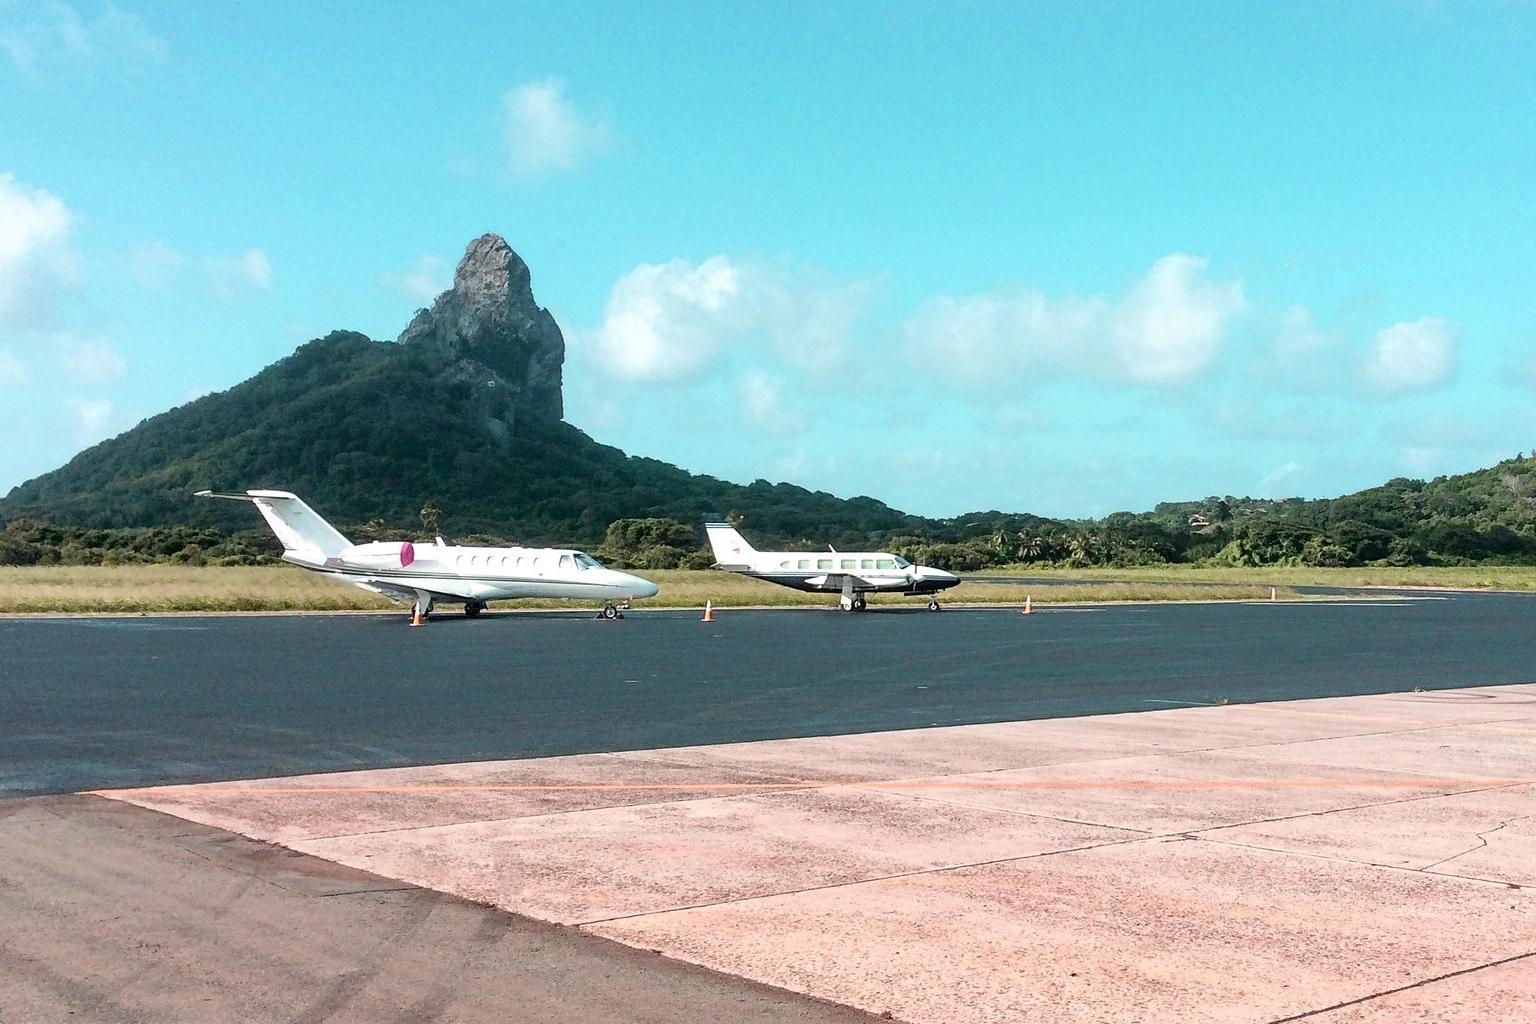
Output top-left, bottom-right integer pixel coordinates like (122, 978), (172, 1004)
(1264, 949), (1536, 1023)
(1190, 833), (1529, 891)
(1189, 779), (1531, 837)
(572, 832), (1161, 928)
(1421, 816), (1527, 872)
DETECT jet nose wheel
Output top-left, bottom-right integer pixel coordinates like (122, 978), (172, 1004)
(928, 599), (942, 612)
(599, 603), (622, 620)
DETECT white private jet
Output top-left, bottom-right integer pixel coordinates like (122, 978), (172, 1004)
(199, 489), (659, 623)
(705, 519), (959, 612)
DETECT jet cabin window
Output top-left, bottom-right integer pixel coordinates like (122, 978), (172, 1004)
(797, 559), (810, 570)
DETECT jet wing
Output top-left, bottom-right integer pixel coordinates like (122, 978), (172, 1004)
(349, 578), (458, 605)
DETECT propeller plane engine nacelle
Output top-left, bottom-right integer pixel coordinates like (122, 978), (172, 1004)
(336, 540), (416, 569)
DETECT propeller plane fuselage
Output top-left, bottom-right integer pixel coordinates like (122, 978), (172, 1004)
(704, 519), (959, 612)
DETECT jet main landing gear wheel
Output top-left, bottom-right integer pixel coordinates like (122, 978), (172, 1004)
(464, 601), (485, 618)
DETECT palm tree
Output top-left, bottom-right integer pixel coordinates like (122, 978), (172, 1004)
(419, 498), (444, 536)
(990, 525), (1011, 559)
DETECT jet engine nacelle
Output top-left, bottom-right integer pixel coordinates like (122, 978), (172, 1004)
(337, 540), (416, 569)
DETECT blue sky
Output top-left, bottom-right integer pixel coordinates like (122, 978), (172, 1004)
(2, 1), (1534, 519)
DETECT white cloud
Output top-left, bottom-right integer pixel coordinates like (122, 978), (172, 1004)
(0, 349), (29, 387)
(502, 79), (610, 179)
(0, 172), (79, 328)
(65, 396), (112, 443)
(904, 253), (1244, 388)
(1361, 316), (1456, 393)
(737, 370), (808, 436)
(1255, 460), (1307, 496)
(1, 2), (165, 77)
(129, 239), (183, 289)
(208, 248), (272, 296)
(1110, 255), (1245, 385)
(587, 255), (875, 383)
(379, 253), (449, 304)
(591, 256), (740, 381)
(62, 337), (125, 385)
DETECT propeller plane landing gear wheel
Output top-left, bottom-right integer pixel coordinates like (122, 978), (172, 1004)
(599, 603), (622, 620)
(852, 596), (867, 612)
(927, 599), (941, 612)
(464, 602), (485, 618)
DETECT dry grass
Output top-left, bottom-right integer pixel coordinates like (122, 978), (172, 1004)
(0, 564), (1310, 614)
(0, 565), (398, 613)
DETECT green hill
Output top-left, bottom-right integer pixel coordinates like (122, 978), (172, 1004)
(4, 233), (1536, 570)
(0, 236), (922, 551)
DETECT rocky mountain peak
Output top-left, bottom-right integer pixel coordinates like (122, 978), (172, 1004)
(397, 233), (564, 422)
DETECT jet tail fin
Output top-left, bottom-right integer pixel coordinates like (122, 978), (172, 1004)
(198, 489), (351, 560)
(704, 519), (757, 566)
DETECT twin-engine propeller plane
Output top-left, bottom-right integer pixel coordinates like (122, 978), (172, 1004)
(705, 519), (960, 612)
(199, 490), (659, 623)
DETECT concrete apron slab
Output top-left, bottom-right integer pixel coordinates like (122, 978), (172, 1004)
(99, 685), (1536, 1024)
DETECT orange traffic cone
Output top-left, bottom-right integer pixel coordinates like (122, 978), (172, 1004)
(701, 600), (715, 622)
(410, 607), (425, 627)
(1021, 595), (1033, 615)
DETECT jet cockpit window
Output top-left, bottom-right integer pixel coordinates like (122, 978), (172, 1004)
(574, 553), (603, 570)
(893, 555), (912, 569)
(559, 554), (574, 569)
